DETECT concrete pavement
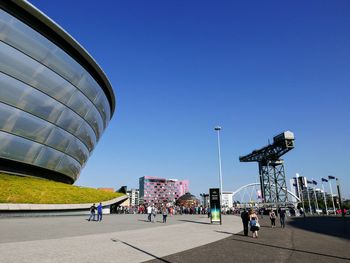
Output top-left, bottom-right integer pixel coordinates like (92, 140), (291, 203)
(147, 216), (350, 263)
(0, 214), (242, 263)
(2, 214), (348, 263)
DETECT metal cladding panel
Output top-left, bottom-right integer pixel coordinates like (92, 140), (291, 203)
(0, 2), (115, 184)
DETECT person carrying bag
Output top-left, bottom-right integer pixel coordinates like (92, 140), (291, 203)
(249, 209), (260, 238)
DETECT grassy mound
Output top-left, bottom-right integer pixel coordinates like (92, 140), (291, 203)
(0, 173), (124, 204)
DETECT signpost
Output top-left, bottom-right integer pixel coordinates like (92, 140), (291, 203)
(210, 188), (221, 224)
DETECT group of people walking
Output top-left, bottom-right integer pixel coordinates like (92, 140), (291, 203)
(147, 204), (169, 223)
(241, 209), (260, 238)
(269, 208), (286, 228)
(241, 207), (287, 238)
(88, 203), (103, 222)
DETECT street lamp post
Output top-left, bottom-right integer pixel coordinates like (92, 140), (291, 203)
(214, 126), (223, 215)
(321, 178), (328, 215)
(328, 175), (336, 215)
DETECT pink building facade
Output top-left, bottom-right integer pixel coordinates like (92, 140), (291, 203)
(139, 176), (189, 206)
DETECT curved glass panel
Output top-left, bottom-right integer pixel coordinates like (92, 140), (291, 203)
(67, 89), (90, 117)
(76, 121), (96, 150)
(44, 126), (71, 153)
(0, 102), (50, 142)
(55, 155), (81, 181)
(0, 10), (111, 127)
(85, 107), (103, 139)
(0, 71), (65, 123)
(66, 137), (89, 165)
(0, 131), (81, 180)
(0, 71), (96, 151)
(0, 40), (103, 139)
(0, 102), (88, 165)
(55, 109), (90, 149)
(34, 146), (62, 170)
(0, 9), (114, 183)
(8, 111), (51, 143)
(0, 40), (75, 104)
(0, 131), (41, 164)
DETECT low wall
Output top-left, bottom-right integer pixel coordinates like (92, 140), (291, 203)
(0, 195), (128, 217)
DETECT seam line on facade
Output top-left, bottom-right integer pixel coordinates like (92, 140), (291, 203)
(0, 129), (81, 174)
(0, 2), (115, 115)
(0, 67), (95, 152)
(0, 39), (104, 140)
(0, 74), (91, 161)
(0, 108), (86, 167)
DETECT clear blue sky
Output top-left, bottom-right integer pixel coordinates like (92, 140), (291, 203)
(29, 0), (350, 198)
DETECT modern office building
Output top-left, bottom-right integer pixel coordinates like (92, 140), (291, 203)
(0, 1), (115, 184)
(139, 176), (189, 206)
(127, 188), (140, 206)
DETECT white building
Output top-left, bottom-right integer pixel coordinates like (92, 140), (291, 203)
(222, 191), (233, 208)
(127, 189), (139, 206)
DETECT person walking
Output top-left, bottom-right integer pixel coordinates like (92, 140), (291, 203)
(147, 204), (152, 222)
(279, 208), (286, 228)
(97, 203), (103, 222)
(162, 206), (168, 223)
(241, 209), (249, 236)
(151, 205), (157, 223)
(259, 208), (264, 219)
(269, 209), (276, 228)
(249, 209), (260, 238)
(88, 203), (96, 221)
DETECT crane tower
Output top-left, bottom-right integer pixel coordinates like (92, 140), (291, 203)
(239, 131), (295, 206)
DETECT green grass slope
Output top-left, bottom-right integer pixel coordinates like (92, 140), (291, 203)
(0, 173), (124, 204)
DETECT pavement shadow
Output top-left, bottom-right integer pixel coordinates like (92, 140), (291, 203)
(232, 233), (246, 237)
(138, 219), (150, 222)
(252, 225), (271, 229)
(215, 230), (234, 235)
(230, 235), (350, 261)
(287, 216), (350, 240)
(178, 219), (211, 225)
(111, 239), (171, 263)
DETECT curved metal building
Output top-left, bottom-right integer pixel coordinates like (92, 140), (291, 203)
(0, 1), (115, 184)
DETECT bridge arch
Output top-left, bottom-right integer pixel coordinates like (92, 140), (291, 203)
(232, 182), (300, 204)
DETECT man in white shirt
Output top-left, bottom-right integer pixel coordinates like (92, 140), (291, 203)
(147, 204), (152, 222)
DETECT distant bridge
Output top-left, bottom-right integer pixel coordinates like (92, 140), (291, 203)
(232, 182), (300, 205)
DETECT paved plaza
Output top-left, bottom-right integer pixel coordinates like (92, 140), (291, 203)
(0, 214), (242, 263)
(0, 214), (349, 263)
(148, 216), (350, 263)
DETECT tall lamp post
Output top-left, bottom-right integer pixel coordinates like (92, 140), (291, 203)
(328, 175), (336, 214)
(306, 179), (313, 215)
(214, 126), (223, 212)
(312, 179), (319, 213)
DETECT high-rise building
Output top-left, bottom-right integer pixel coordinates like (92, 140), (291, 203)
(127, 188), (139, 206)
(139, 176), (189, 206)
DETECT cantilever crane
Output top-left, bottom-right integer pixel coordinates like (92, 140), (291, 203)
(239, 131), (295, 206)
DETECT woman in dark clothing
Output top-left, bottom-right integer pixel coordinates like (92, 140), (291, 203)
(241, 209), (249, 236)
(269, 210), (276, 228)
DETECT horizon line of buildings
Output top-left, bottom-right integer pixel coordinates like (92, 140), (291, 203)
(289, 176), (344, 210)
